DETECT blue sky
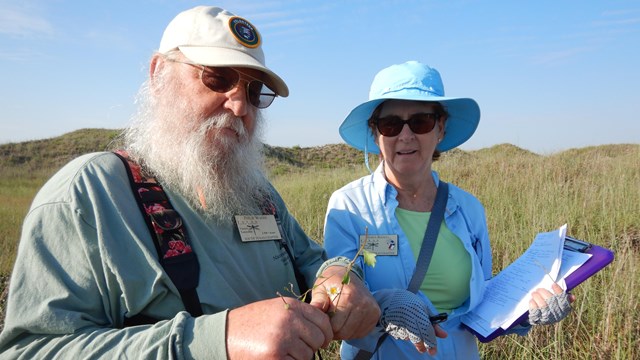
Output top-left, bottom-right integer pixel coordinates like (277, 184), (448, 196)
(1, 0), (639, 154)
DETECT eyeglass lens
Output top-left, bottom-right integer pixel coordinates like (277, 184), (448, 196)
(199, 67), (276, 109)
(376, 113), (440, 137)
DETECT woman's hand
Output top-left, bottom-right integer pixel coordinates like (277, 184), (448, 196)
(528, 283), (575, 325)
(376, 289), (448, 356)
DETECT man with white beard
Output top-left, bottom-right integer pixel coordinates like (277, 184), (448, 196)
(0, 6), (379, 359)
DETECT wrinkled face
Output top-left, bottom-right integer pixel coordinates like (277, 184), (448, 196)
(374, 100), (446, 183)
(150, 52), (264, 150)
(122, 52), (271, 221)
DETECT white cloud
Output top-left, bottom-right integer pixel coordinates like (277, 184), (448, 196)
(0, 48), (48, 61)
(0, 6), (53, 37)
(530, 47), (591, 66)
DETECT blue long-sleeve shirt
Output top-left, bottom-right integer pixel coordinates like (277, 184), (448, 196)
(324, 163), (498, 359)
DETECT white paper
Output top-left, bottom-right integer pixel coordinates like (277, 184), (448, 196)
(461, 225), (568, 337)
(559, 249), (592, 279)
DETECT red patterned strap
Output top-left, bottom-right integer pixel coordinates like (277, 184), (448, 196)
(113, 150), (203, 325)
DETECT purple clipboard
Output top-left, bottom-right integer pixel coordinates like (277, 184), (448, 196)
(467, 237), (614, 343)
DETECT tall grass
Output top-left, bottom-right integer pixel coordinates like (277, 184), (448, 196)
(273, 144), (640, 359)
(0, 176), (49, 275)
(1, 144), (638, 358)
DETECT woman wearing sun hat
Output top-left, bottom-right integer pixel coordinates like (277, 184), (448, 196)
(322, 61), (574, 359)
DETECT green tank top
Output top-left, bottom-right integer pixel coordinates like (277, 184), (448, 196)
(396, 208), (471, 313)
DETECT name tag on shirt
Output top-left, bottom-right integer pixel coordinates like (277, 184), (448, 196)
(361, 234), (398, 256)
(235, 215), (282, 242)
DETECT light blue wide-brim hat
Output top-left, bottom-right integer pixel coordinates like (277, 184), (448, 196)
(339, 61), (480, 154)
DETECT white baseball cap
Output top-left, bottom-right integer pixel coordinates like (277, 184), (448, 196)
(159, 6), (289, 97)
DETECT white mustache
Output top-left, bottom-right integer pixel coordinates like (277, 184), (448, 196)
(201, 113), (248, 140)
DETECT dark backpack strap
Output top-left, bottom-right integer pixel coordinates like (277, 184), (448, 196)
(354, 181), (449, 359)
(260, 195), (311, 302)
(114, 150), (203, 327)
(408, 181), (449, 293)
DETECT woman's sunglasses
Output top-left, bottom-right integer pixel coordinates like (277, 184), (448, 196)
(375, 112), (442, 137)
(168, 59), (277, 109)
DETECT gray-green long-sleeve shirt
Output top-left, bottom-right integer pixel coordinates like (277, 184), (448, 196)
(0, 152), (326, 359)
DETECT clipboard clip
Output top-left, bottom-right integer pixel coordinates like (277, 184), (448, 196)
(564, 236), (592, 253)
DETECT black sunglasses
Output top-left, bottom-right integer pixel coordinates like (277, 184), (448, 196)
(168, 59), (277, 109)
(375, 112), (441, 137)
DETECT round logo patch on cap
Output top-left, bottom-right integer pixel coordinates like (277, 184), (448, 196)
(228, 16), (260, 48)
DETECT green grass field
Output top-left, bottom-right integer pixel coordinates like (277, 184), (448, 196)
(1, 137), (638, 359)
(273, 144), (640, 359)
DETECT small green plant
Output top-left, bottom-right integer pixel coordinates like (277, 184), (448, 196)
(278, 228), (377, 312)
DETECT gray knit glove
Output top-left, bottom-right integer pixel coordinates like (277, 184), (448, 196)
(528, 291), (572, 325)
(376, 289), (437, 349)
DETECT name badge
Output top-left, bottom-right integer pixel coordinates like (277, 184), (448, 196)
(235, 215), (282, 242)
(361, 234), (398, 256)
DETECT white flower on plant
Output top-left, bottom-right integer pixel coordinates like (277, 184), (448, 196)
(326, 284), (341, 300)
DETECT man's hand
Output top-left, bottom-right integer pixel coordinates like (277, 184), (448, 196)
(310, 265), (380, 340)
(227, 297), (332, 360)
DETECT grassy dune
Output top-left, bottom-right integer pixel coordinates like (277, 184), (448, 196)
(1, 130), (638, 358)
(274, 144), (640, 359)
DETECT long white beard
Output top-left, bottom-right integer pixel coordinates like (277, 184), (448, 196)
(121, 77), (270, 223)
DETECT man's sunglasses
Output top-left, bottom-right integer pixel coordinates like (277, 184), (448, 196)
(168, 59), (277, 109)
(374, 113), (442, 137)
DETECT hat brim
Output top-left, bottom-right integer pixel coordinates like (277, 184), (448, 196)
(339, 94), (480, 154)
(179, 46), (289, 97)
